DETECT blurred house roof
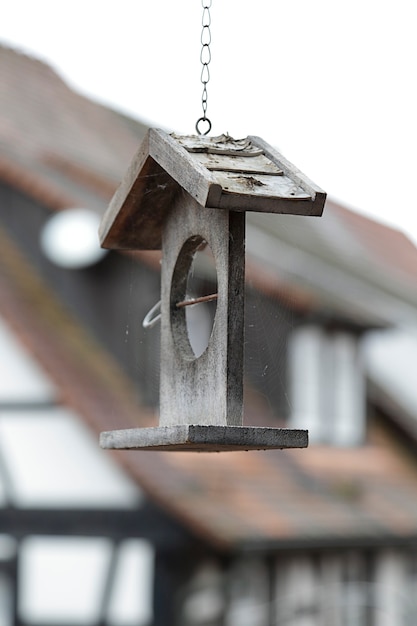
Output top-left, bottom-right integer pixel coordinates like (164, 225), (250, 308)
(247, 203), (417, 329)
(2, 43), (417, 550)
(0, 44), (147, 212)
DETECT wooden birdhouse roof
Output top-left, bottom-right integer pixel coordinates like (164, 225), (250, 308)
(99, 129), (326, 250)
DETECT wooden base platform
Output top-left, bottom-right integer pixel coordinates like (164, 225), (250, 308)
(100, 425), (308, 452)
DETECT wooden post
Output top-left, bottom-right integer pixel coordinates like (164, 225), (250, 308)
(160, 194), (245, 426)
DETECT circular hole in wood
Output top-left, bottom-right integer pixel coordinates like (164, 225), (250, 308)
(170, 236), (218, 360)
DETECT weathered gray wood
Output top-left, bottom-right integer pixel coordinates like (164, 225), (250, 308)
(159, 193), (245, 427)
(174, 133), (262, 156)
(100, 425), (308, 452)
(191, 152), (283, 175)
(99, 130), (179, 250)
(99, 131), (149, 248)
(99, 130), (327, 250)
(212, 171), (310, 207)
(249, 135), (326, 216)
(149, 129), (223, 208)
(98, 129), (325, 451)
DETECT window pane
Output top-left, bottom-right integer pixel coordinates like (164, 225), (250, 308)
(19, 537), (112, 624)
(0, 317), (56, 403)
(332, 333), (365, 446)
(288, 326), (323, 442)
(0, 409), (141, 508)
(107, 540), (154, 625)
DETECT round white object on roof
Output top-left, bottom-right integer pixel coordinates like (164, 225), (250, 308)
(40, 208), (107, 269)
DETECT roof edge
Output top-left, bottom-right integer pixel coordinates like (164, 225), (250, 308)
(238, 532), (417, 554)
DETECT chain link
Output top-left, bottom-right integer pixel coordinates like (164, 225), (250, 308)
(196, 0), (212, 135)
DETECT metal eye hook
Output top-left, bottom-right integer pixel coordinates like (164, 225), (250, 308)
(196, 117), (212, 136)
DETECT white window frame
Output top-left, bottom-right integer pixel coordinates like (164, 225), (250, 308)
(288, 325), (365, 446)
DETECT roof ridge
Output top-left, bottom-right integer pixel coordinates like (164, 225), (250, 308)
(0, 41), (68, 88)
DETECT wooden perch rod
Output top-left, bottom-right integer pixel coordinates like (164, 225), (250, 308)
(176, 293), (218, 308)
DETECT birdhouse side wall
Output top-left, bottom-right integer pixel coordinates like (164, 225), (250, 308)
(159, 193), (245, 426)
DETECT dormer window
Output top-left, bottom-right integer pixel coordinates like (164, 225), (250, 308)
(288, 325), (366, 446)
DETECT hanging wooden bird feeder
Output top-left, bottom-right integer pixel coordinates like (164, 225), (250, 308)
(99, 129), (326, 451)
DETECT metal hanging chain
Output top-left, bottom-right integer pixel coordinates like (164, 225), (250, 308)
(196, 0), (212, 135)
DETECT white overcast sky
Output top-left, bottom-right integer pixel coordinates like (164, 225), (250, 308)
(2, 0), (417, 242)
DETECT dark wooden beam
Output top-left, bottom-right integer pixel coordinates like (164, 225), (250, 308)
(0, 505), (190, 547)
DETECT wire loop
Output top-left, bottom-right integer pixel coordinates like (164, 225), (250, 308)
(142, 300), (161, 329)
